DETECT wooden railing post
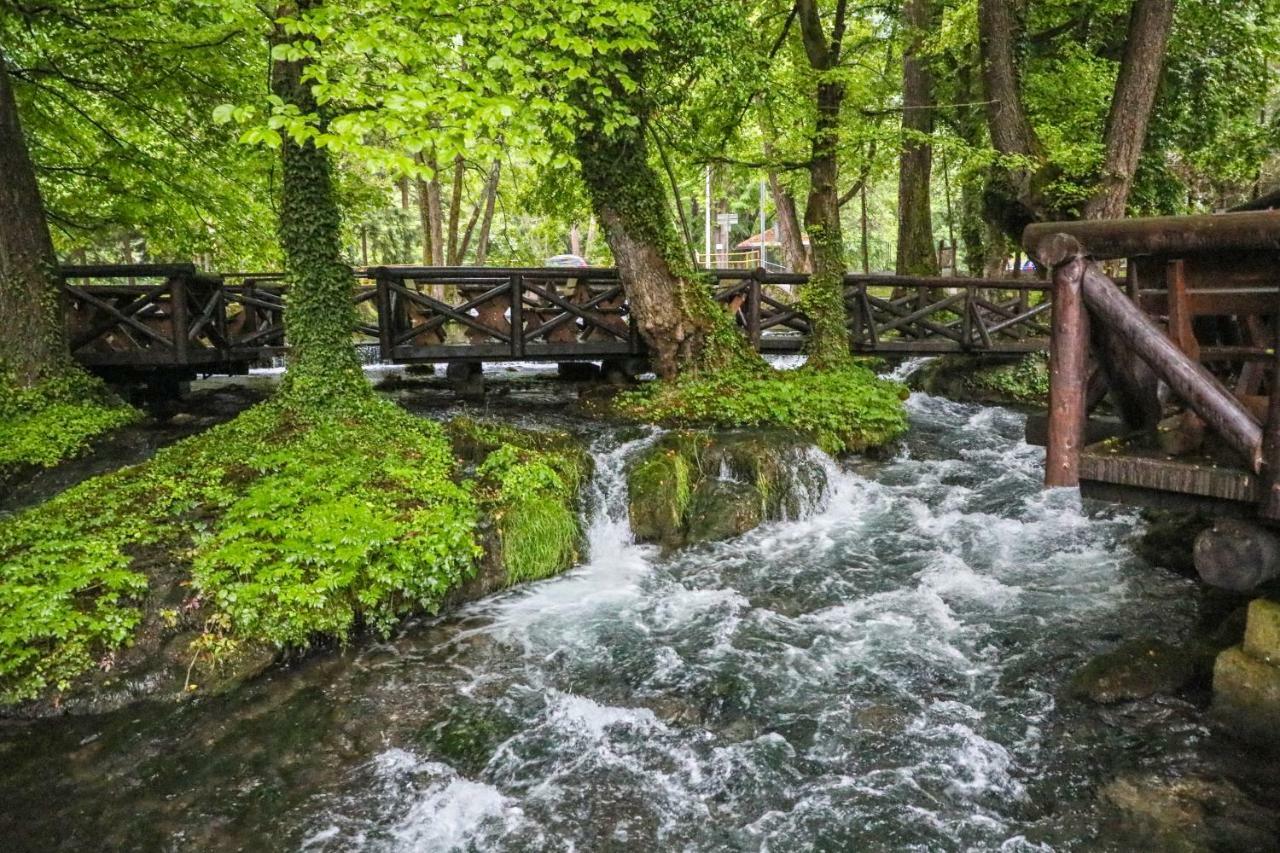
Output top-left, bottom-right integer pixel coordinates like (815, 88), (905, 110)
(374, 268), (394, 360)
(510, 273), (524, 358)
(962, 284), (975, 350)
(1261, 312), (1280, 520)
(1045, 254), (1089, 487)
(747, 268), (762, 349)
(171, 274), (190, 363)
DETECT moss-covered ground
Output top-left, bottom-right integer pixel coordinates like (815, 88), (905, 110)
(0, 369), (140, 479)
(614, 362), (909, 456)
(0, 395), (587, 707)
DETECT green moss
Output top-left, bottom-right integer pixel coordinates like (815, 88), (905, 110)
(626, 430), (831, 549)
(802, 223), (855, 371)
(0, 395), (480, 704)
(626, 435), (699, 547)
(910, 353), (1049, 407)
(447, 418), (591, 586)
(615, 364), (908, 456)
(0, 368), (140, 474)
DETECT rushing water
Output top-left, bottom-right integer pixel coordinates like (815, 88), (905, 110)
(1, 372), (1274, 851)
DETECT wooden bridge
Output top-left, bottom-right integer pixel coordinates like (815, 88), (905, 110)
(61, 264), (1052, 382)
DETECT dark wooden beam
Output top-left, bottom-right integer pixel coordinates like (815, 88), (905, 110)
(1024, 211), (1280, 262)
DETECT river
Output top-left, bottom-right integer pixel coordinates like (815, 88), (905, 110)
(0, 365), (1272, 850)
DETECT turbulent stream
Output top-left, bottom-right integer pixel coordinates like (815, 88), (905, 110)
(0, 365), (1273, 851)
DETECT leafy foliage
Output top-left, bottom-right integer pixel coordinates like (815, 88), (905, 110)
(447, 418), (590, 584)
(0, 368), (139, 474)
(616, 363), (909, 455)
(0, 394), (593, 705)
(190, 402), (479, 647)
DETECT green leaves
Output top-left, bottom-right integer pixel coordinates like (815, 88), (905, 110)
(617, 364), (909, 456)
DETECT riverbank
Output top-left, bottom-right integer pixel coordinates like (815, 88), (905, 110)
(0, 380), (592, 714)
(1, 360), (907, 715)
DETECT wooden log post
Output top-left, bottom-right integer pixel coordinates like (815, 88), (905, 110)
(1046, 253), (1089, 487)
(1260, 312), (1280, 521)
(1032, 233), (1264, 473)
(1194, 519), (1280, 592)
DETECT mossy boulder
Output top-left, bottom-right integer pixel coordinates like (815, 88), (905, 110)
(1069, 638), (1202, 704)
(446, 417), (593, 589)
(626, 430), (827, 550)
(1212, 599), (1280, 745)
(907, 352), (1048, 408)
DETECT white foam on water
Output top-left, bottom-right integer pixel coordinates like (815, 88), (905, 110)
(387, 774), (523, 851)
(296, 391), (1200, 852)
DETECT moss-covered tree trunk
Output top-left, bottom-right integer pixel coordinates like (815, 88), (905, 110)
(271, 1), (366, 405)
(895, 0), (939, 278)
(0, 58), (73, 386)
(576, 106), (760, 380)
(796, 0), (854, 371)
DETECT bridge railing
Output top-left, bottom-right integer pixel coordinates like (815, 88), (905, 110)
(62, 264), (231, 368)
(59, 264), (1052, 372)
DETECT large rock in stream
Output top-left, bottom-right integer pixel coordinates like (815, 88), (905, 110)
(906, 353), (1049, 408)
(626, 430), (828, 550)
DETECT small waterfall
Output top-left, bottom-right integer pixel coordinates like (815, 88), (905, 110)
(581, 431), (659, 560)
(886, 355), (936, 383)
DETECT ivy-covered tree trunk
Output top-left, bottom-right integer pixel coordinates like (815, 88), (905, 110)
(896, 0), (939, 277)
(575, 113), (759, 380)
(796, 0), (853, 371)
(271, 1), (366, 404)
(0, 58), (73, 386)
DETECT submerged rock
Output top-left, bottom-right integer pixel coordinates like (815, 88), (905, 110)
(1070, 638), (1202, 704)
(1134, 510), (1215, 578)
(1102, 773), (1280, 852)
(626, 430), (828, 551)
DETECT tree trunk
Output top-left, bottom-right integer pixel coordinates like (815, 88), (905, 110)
(575, 119), (758, 379)
(0, 58), (72, 386)
(272, 0), (365, 401)
(446, 154), (465, 264)
(1081, 0), (1176, 220)
(415, 152), (445, 266)
(796, 0), (854, 370)
(896, 0), (939, 277)
(415, 173), (432, 265)
(977, 0), (1055, 236)
(458, 159), (499, 264)
(768, 173), (810, 272)
(474, 160), (500, 265)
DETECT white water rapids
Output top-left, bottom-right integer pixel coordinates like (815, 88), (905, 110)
(291, 388), (1205, 851)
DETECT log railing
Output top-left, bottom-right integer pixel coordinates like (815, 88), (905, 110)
(1025, 213), (1280, 494)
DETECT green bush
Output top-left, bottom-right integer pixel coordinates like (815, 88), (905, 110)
(615, 363), (909, 455)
